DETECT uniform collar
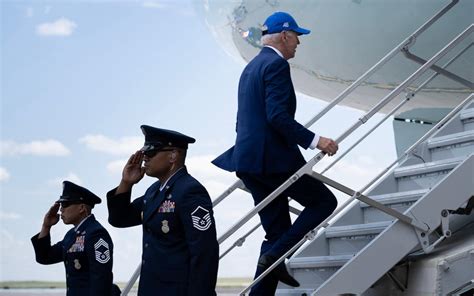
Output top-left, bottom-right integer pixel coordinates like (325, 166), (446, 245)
(74, 214), (93, 232)
(159, 166), (185, 191)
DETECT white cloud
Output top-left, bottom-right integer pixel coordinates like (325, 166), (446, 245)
(107, 159), (127, 174)
(0, 212), (21, 220)
(142, 1), (167, 9)
(186, 154), (235, 197)
(48, 172), (82, 187)
(79, 134), (142, 155)
(36, 17), (77, 37)
(0, 140), (70, 157)
(0, 167), (10, 182)
(141, 1), (195, 16)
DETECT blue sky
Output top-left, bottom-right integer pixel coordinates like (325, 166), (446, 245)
(1, 0), (396, 282)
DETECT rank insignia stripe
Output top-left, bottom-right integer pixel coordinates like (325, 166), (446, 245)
(191, 206), (212, 231)
(94, 238), (110, 264)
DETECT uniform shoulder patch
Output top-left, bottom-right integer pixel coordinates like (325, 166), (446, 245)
(94, 238), (110, 264)
(191, 206), (212, 231)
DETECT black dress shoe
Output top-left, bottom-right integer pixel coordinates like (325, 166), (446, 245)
(257, 254), (300, 287)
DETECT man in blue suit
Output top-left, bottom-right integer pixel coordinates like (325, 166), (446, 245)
(31, 181), (117, 296)
(107, 125), (219, 296)
(212, 12), (339, 295)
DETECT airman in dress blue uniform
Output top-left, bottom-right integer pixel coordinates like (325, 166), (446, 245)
(31, 181), (118, 296)
(107, 125), (219, 296)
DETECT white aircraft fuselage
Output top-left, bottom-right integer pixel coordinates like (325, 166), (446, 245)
(200, 0), (473, 113)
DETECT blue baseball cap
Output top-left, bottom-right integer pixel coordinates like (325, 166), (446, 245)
(262, 12), (310, 36)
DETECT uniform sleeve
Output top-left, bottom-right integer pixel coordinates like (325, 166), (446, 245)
(31, 233), (64, 265)
(87, 229), (114, 296)
(178, 183), (219, 296)
(107, 187), (143, 228)
(264, 59), (315, 149)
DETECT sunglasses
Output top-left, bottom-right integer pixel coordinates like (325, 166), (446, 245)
(59, 201), (83, 208)
(143, 148), (175, 158)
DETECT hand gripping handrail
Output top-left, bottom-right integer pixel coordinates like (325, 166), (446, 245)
(239, 92), (474, 295)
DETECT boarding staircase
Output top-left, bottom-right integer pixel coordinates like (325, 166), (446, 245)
(119, 1), (473, 295)
(218, 1), (474, 295)
(275, 98), (474, 296)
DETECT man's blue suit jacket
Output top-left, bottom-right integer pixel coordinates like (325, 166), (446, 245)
(213, 47), (315, 174)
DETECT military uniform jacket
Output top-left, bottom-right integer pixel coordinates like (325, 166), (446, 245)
(31, 215), (114, 296)
(212, 46), (315, 174)
(107, 167), (219, 296)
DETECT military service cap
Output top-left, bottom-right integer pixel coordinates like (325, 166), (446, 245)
(140, 125), (196, 153)
(57, 181), (102, 207)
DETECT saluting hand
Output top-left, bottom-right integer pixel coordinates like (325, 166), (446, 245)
(317, 136), (339, 157)
(117, 151), (146, 194)
(42, 203), (60, 228)
(38, 203), (60, 238)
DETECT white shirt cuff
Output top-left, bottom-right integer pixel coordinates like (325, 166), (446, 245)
(309, 134), (320, 150)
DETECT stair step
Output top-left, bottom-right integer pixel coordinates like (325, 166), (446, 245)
(428, 130), (474, 160)
(326, 221), (391, 238)
(394, 157), (463, 178)
(326, 221), (391, 255)
(361, 189), (428, 222)
(461, 107), (474, 130)
(289, 254), (352, 269)
(362, 189), (429, 208)
(288, 255), (352, 288)
(460, 107), (474, 121)
(275, 288), (314, 295)
(394, 157), (463, 191)
(428, 130), (474, 149)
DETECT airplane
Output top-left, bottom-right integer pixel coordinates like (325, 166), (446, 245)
(194, 0), (474, 295)
(198, 0), (473, 155)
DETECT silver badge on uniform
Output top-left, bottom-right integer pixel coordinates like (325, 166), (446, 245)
(74, 259), (81, 270)
(191, 206), (212, 231)
(161, 220), (170, 233)
(94, 238), (110, 264)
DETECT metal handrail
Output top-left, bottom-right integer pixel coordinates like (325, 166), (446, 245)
(219, 41), (474, 261)
(239, 92), (474, 295)
(219, 23), (473, 247)
(321, 41), (474, 175)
